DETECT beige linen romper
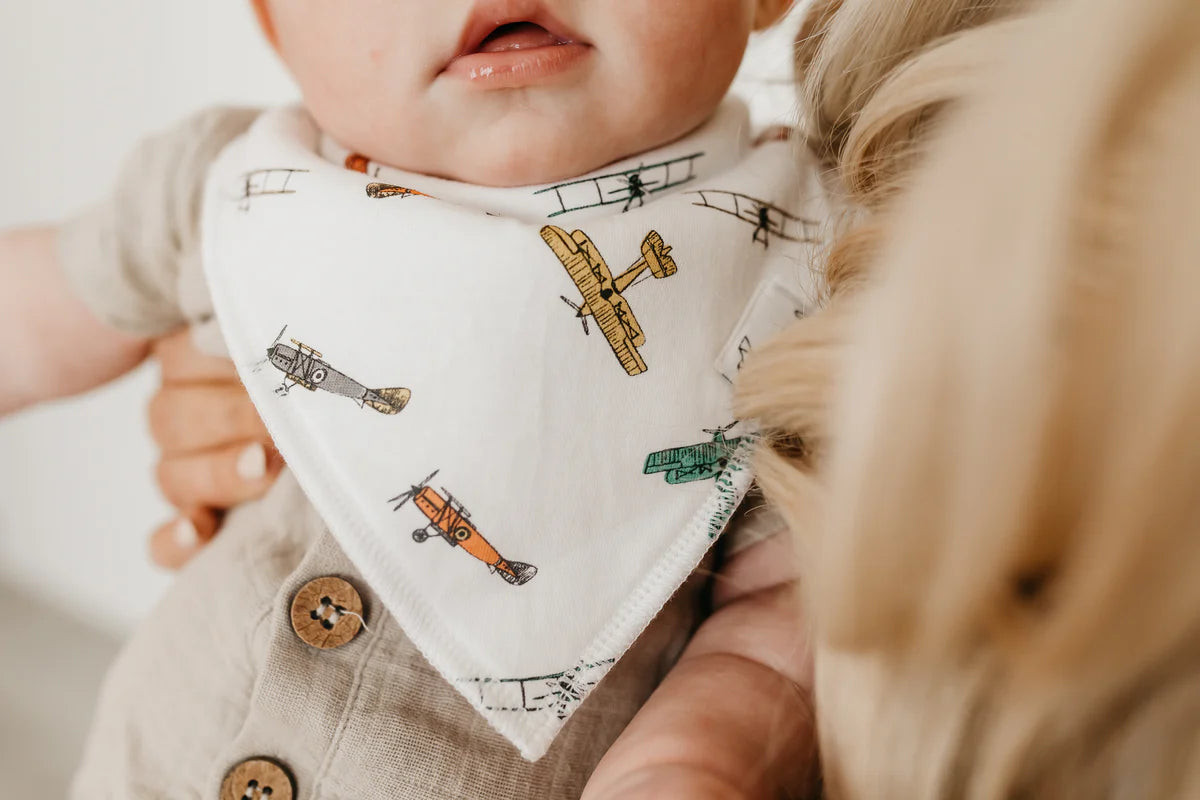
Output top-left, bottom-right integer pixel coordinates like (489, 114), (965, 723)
(58, 107), (782, 800)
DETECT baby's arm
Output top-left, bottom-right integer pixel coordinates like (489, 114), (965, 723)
(0, 226), (149, 415)
(583, 532), (818, 800)
(1, 107), (260, 418)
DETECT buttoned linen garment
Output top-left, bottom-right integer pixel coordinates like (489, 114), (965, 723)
(58, 103), (816, 798)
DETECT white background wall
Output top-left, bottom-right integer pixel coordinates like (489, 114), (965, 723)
(0, 2), (803, 637)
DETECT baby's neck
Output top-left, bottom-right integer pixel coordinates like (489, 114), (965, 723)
(316, 97), (752, 222)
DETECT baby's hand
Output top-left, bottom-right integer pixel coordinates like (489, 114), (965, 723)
(146, 329), (283, 569)
(582, 533), (818, 800)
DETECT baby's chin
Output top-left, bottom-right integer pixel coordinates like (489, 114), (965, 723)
(430, 146), (623, 187)
(349, 107), (699, 188)
(392, 132), (645, 188)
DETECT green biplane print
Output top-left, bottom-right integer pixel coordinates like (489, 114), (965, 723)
(642, 424), (750, 485)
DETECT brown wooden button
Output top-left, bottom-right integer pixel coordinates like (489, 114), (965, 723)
(220, 757), (294, 800)
(290, 576), (364, 649)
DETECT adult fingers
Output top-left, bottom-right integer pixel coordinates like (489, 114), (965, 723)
(148, 508), (220, 570)
(583, 766), (750, 800)
(148, 383), (271, 455)
(156, 441), (283, 510)
(152, 328), (241, 383)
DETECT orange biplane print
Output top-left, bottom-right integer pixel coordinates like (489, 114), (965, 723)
(344, 152), (432, 200)
(389, 470), (537, 587)
(365, 182), (431, 200)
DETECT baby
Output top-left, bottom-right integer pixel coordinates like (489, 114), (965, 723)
(1, 1), (819, 797)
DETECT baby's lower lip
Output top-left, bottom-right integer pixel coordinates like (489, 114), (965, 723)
(444, 42), (590, 88)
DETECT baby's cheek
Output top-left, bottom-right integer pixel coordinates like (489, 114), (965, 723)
(624, 3), (752, 133)
(270, 1), (424, 151)
(294, 55), (424, 166)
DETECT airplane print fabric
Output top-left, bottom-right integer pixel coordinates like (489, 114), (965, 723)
(201, 99), (830, 760)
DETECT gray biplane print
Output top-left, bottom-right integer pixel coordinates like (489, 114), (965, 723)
(263, 326), (411, 415)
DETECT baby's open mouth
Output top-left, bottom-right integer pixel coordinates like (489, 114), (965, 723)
(444, 7), (591, 86)
(474, 22), (573, 53)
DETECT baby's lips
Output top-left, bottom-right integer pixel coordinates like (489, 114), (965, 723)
(449, 0), (586, 65)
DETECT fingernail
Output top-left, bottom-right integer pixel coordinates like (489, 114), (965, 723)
(172, 518), (199, 550)
(237, 442), (267, 481)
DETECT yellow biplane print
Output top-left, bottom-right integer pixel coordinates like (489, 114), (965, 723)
(539, 226), (679, 376)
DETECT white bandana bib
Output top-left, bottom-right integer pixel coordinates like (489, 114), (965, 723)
(201, 100), (828, 759)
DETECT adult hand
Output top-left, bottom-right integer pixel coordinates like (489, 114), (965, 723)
(146, 329), (283, 569)
(582, 533), (818, 800)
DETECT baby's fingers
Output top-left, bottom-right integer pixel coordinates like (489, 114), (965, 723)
(148, 384), (271, 455)
(156, 441), (283, 510)
(152, 328), (241, 382)
(148, 509), (219, 570)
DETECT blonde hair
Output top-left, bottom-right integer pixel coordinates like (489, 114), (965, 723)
(737, 0), (1026, 532)
(744, 0), (1200, 795)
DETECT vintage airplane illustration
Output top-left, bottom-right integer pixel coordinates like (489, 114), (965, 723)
(688, 189), (821, 247)
(365, 182), (431, 200)
(458, 659), (615, 719)
(263, 326), (411, 415)
(237, 167), (308, 210)
(643, 424), (751, 484)
(611, 169), (656, 212)
(342, 150), (433, 199)
(533, 152), (704, 217)
(540, 225), (679, 376)
(389, 470), (538, 587)
(344, 152), (379, 176)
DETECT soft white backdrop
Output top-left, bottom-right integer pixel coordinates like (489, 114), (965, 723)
(0, 2), (802, 636)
